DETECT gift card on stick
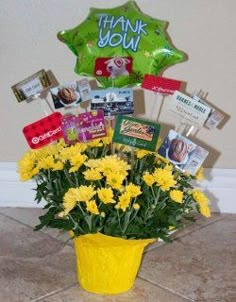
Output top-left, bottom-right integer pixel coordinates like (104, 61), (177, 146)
(23, 112), (63, 149)
(141, 75), (182, 95)
(158, 129), (209, 176)
(113, 115), (160, 151)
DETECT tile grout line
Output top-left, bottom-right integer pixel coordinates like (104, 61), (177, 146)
(145, 216), (224, 253)
(30, 283), (78, 302)
(0, 211), (72, 245)
(137, 276), (196, 302)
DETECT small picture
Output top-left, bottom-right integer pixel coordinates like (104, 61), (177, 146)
(158, 129), (209, 176)
(94, 57), (132, 78)
(61, 115), (79, 145)
(90, 88), (134, 116)
(113, 115), (161, 151)
(12, 69), (51, 102)
(50, 82), (83, 109)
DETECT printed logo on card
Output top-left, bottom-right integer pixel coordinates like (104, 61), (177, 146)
(94, 57), (132, 78)
(141, 75), (182, 95)
(23, 112), (63, 149)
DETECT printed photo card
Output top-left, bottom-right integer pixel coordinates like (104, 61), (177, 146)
(158, 129), (209, 176)
(90, 88), (134, 116)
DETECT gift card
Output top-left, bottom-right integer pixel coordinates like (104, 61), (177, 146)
(158, 129), (209, 176)
(12, 69), (51, 102)
(113, 115), (160, 151)
(90, 88), (134, 116)
(50, 82), (84, 109)
(77, 78), (91, 102)
(77, 110), (107, 142)
(94, 57), (132, 78)
(61, 115), (79, 144)
(22, 112), (63, 149)
(169, 91), (211, 127)
(141, 75), (182, 95)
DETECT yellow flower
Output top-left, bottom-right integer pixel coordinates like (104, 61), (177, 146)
(164, 164), (173, 171)
(52, 160), (64, 171)
(97, 187), (116, 204)
(195, 166), (204, 181)
(106, 172), (126, 190)
(135, 149), (152, 159)
(143, 172), (155, 186)
(66, 185), (96, 203)
(116, 192), (131, 212)
(153, 168), (177, 191)
(192, 190), (209, 205)
(85, 159), (101, 169)
(101, 127), (113, 145)
(100, 155), (130, 176)
(170, 190), (183, 203)
(199, 203), (211, 217)
(59, 188), (79, 216)
(18, 151), (39, 181)
(69, 153), (87, 173)
(60, 144), (86, 162)
(86, 200), (99, 215)
(83, 168), (102, 181)
(126, 183), (142, 198)
(87, 139), (103, 148)
(133, 203), (140, 210)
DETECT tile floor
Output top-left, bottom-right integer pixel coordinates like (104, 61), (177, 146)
(0, 208), (235, 302)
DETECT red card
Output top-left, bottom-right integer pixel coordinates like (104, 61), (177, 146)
(94, 57), (132, 78)
(22, 112), (63, 149)
(141, 75), (182, 95)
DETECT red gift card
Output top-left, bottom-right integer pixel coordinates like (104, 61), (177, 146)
(94, 57), (132, 78)
(23, 112), (63, 149)
(141, 75), (182, 95)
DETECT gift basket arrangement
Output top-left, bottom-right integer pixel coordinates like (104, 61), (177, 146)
(15, 1), (225, 295)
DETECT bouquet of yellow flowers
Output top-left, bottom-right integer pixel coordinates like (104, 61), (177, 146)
(18, 129), (210, 241)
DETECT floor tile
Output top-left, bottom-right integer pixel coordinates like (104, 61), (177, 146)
(145, 213), (222, 252)
(139, 215), (236, 302)
(34, 278), (191, 302)
(0, 214), (76, 302)
(0, 207), (70, 242)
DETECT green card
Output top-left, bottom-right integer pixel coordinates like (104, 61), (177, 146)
(112, 115), (161, 151)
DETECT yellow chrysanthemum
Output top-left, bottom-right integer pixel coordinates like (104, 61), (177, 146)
(100, 155), (131, 176)
(69, 153), (87, 173)
(18, 151), (39, 181)
(37, 155), (56, 170)
(58, 188), (79, 217)
(164, 164), (173, 171)
(153, 168), (176, 191)
(65, 185), (96, 203)
(135, 149), (152, 159)
(170, 190), (183, 203)
(85, 159), (101, 169)
(133, 203), (140, 210)
(192, 190), (209, 205)
(83, 168), (102, 181)
(143, 172), (155, 186)
(106, 172), (125, 190)
(86, 200), (99, 215)
(101, 127), (113, 145)
(195, 166), (204, 181)
(59, 144), (86, 162)
(199, 203), (211, 217)
(97, 187), (115, 204)
(125, 183), (142, 198)
(116, 192), (131, 212)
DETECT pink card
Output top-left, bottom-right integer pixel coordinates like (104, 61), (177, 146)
(141, 75), (182, 95)
(61, 115), (79, 144)
(77, 110), (107, 142)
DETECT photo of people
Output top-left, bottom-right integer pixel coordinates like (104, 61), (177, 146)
(158, 129), (209, 176)
(90, 88), (134, 116)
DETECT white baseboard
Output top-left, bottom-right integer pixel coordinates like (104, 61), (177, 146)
(0, 163), (235, 213)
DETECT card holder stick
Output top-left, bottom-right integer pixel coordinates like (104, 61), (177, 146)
(156, 95), (165, 122)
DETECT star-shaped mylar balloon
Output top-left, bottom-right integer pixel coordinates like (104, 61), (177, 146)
(58, 1), (186, 88)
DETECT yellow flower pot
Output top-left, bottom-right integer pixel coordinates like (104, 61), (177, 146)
(73, 233), (155, 294)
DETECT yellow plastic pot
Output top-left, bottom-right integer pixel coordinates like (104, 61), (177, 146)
(72, 233), (155, 294)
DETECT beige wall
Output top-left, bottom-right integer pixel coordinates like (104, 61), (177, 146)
(1, 0), (235, 168)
